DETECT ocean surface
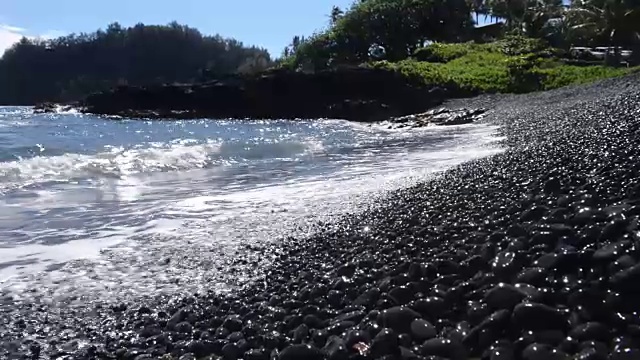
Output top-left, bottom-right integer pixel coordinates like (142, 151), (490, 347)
(0, 106), (503, 306)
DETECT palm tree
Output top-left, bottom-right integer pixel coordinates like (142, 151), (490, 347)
(567, 0), (640, 59)
(522, 0), (565, 38)
(485, 0), (528, 30)
(329, 6), (344, 25)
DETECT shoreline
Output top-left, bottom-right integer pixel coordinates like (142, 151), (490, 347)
(4, 74), (640, 359)
(70, 67), (456, 123)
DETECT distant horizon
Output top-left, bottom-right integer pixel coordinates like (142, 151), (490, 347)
(0, 0), (355, 57)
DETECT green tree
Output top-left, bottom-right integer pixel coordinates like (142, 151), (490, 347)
(0, 22), (272, 104)
(522, 0), (565, 38)
(284, 0), (474, 70)
(329, 6), (344, 24)
(567, 0), (640, 48)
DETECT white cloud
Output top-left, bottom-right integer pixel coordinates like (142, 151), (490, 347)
(1, 25), (26, 33)
(0, 24), (67, 56)
(0, 24), (26, 55)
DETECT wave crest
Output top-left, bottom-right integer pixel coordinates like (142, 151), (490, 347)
(0, 139), (323, 191)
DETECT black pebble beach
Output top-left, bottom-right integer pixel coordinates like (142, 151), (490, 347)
(4, 73), (640, 360)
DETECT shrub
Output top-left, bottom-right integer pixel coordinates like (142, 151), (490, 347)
(412, 36), (553, 64)
(540, 65), (636, 90)
(413, 42), (477, 62)
(493, 36), (549, 56)
(505, 55), (546, 93)
(372, 40), (636, 96)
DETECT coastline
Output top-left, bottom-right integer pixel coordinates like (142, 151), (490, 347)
(4, 73), (640, 359)
(72, 67), (455, 122)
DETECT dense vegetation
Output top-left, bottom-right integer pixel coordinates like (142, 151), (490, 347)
(2, 0), (640, 105)
(276, 0), (640, 93)
(0, 22), (271, 105)
(280, 0), (640, 70)
(279, 0), (474, 70)
(371, 36), (636, 94)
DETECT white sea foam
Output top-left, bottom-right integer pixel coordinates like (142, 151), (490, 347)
(0, 119), (504, 305)
(0, 138), (327, 193)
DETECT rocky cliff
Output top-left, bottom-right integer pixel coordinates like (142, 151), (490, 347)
(80, 67), (452, 121)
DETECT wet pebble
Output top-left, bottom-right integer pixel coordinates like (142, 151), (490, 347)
(377, 306), (420, 333)
(278, 344), (323, 360)
(420, 338), (467, 360)
(512, 303), (567, 331)
(410, 319), (436, 341)
(9, 69), (640, 360)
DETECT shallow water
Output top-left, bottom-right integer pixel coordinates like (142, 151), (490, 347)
(0, 106), (503, 305)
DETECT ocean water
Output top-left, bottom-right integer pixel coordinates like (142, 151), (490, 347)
(0, 106), (503, 305)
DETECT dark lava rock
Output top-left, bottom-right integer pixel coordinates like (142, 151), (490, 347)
(167, 308), (189, 329)
(609, 346), (640, 359)
(303, 314), (323, 329)
(521, 343), (568, 360)
(492, 251), (521, 278)
(488, 346), (516, 360)
(323, 336), (348, 360)
(176, 321), (193, 334)
(327, 290), (343, 306)
(222, 343), (242, 360)
(532, 253), (561, 270)
(333, 310), (365, 324)
(82, 67), (448, 122)
(344, 330), (370, 347)
(569, 322), (610, 342)
(420, 338), (467, 360)
(377, 306), (420, 333)
(223, 315), (243, 332)
(388, 107), (487, 128)
(399, 346), (420, 359)
(463, 310), (511, 352)
(599, 220), (630, 242)
(512, 303), (567, 331)
(610, 263), (640, 293)
(520, 206), (549, 222)
(575, 347), (607, 360)
(388, 285), (414, 305)
(370, 328), (400, 358)
(312, 329), (329, 348)
(278, 344), (323, 360)
(410, 319), (437, 341)
(293, 324), (309, 343)
(244, 349), (268, 360)
(354, 287), (381, 306)
(484, 283), (527, 310)
(411, 297), (447, 319)
(593, 240), (632, 262)
(14, 63), (640, 360)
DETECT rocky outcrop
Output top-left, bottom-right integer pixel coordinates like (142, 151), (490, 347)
(33, 102), (75, 114)
(80, 67), (452, 121)
(386, 107), (487, 128)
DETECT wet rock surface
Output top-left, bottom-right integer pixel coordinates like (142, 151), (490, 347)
(5, 74), (640, 359)
(33, 102), (74, 114)
(386, 107), (487, 128)
(79, 67), (449, 122)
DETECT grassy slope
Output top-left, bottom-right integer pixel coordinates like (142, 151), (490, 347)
(368, 37), (638, 95)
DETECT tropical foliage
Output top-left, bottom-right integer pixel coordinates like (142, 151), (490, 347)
(280, 0), (640, 72)
(371, 40), (636, 95)
(280, 0), (475, 70)
(0, 22), (271, 104)
(3, 0), (640, 104)
(566, 0), (640, 48)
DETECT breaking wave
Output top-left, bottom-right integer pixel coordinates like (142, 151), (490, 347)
(0, 138), (323, 191)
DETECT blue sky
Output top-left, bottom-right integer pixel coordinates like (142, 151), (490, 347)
(0, 0), (355, 56)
